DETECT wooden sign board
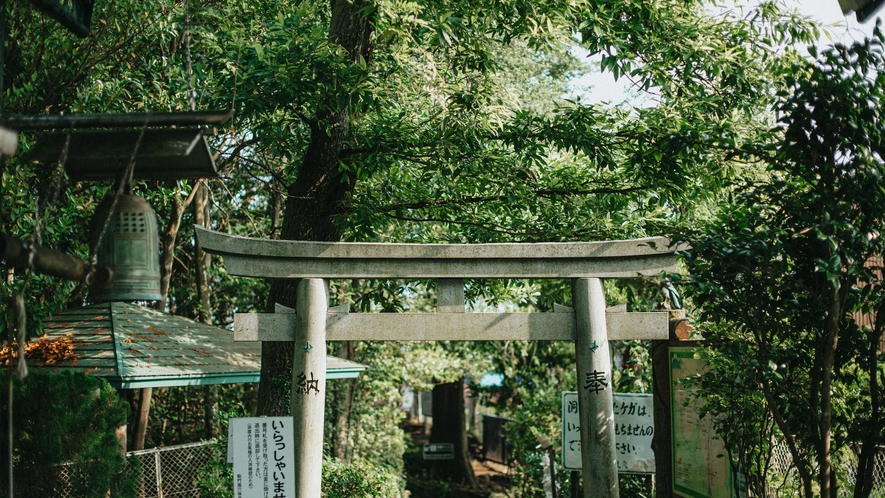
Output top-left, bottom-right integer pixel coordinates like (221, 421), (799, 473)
(670, 348), (736, 498)
(423, 443), (455, 460)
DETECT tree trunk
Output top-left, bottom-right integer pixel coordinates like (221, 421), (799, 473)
(269, 177), (283, 240)
(818, 285), (843, 498)
(192, 180), (219, 438)
(193, 179), (212, 323)
(854, 298), (885, 498)
(156, 196), (186, 313)
(130, 186), (197, 450)
(133, 387), (152, 450)
(430, 378), (478, 488)
(256, 0), (373, 417)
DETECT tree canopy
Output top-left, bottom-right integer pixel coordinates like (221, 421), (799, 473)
(677, 27), (885, 498)
(0, 0), (849, 495)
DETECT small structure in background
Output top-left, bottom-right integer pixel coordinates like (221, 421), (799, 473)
(482, 415), (511, 465)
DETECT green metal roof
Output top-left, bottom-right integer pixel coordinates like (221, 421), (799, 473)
(31, 302), (366, 388)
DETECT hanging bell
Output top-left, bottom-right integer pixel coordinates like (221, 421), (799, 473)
(88, 193), (162, 301)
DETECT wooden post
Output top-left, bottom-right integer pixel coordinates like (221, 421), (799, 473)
(651, 313), (689, 497)
(572, 278), (619, 498)
(133, 387), (153, 450)
(291, 278), (328, 498)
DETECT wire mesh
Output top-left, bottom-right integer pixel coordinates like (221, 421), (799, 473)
(129, 440), (217, 498)
(846, 445), (885, 498)
(767, 440), (885, 498)
(2, 440), (216, 498)
(6, 438), (885, 496)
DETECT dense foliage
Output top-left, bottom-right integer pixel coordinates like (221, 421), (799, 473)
(0, 372), (139, 497)
(0, 0), (850, 495)
(677, 28), (885, 498)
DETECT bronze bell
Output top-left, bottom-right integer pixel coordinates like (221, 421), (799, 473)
(88, 193), (162, 301)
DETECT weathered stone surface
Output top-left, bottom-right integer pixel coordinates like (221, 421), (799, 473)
(195, 226), (678, 279)
(573, 278), (619, 498)
(291, 279), (327, 498)
(234, 309), (668, 342)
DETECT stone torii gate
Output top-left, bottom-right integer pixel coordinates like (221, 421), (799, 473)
(195, 226), (678, 498)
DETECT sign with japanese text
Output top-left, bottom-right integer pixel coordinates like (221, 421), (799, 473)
(230, 417), (295, 498)
(423, 443), (455, 460)
(562, 392), (655, 473)
(670, 348), (734, 498)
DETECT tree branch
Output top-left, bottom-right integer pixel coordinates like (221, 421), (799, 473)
(375, 185), (649, 213)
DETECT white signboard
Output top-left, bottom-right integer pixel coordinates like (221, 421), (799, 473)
(230, 417), (295, 498)
(562, 392), (655, 473)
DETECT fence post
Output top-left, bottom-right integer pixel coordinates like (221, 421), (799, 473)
(154, 448), (163, 498)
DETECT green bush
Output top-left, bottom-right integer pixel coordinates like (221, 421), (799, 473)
(322, 456), (404, 497)
(0, 371), (139, 498)
(197, 408), (405, 498)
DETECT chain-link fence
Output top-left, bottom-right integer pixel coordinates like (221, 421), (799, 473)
(6, 438), (885, 497)
(768, 441), (885, 498)
(129, 440), (217, 498)
(6, 440), (217, 498)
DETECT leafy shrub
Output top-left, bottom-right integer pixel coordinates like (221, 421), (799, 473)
(322, 456), (404, 497)
(197, 406), (405, 498)
(0, 371), (139, 498)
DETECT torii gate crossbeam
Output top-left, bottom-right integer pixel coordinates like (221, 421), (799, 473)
(195, 226), (678, 498)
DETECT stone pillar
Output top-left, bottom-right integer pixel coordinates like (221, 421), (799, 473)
(572, 278), (618, 498)
(291, 278), (328, 498)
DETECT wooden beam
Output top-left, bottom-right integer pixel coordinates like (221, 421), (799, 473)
(195, 226), (678, 279)
(1, 110), (233, 130)
(234, 309), (669, 342)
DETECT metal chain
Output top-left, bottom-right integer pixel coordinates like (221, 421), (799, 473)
(87, 121), (146, 267)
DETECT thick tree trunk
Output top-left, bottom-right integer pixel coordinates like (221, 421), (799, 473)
(256, 0), (373, 417)
(429, 378), (478, 488)
(133, 387), (152, 450)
